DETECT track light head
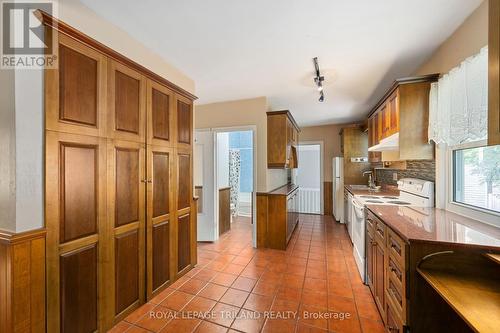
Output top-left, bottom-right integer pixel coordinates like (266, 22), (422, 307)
(313, 57), (325, 102)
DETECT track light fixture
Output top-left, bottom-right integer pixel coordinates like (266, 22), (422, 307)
(313, 57), (325, 102)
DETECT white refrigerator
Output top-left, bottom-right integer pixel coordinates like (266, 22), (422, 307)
(332, 157), (344, 222)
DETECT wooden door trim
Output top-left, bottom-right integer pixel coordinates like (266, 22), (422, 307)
(45, 33), (107, 138)
(36, 10), (197, 101)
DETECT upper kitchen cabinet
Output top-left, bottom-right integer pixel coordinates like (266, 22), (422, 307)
(367, 74), (439, 160)
(267, 110), (300, 168)
(489, 0), (500, 145)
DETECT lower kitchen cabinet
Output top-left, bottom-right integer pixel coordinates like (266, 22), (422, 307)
(256, 184), (299, 250)
(366, 210), (407, 331)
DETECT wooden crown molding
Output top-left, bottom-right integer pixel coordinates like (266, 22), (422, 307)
(34, 9), (198, 101)
(0, 228), (47, 245)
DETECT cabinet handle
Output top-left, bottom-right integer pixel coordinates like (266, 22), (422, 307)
(387, 326), (399, 332)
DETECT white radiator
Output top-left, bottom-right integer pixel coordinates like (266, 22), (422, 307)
(298, 187), (321, 214)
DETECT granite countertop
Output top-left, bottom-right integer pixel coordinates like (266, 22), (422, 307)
(366, 205), (500, 250)
(344, 184), (400, 197)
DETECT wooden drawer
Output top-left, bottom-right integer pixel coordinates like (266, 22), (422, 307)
(366, 213), (375, 234)
(388, 254), (404, 291)
(385, 296), (404, 333)
(386, 274), (404, 318)
(374, 219), (386, 243)
(387, 229), (405, 266)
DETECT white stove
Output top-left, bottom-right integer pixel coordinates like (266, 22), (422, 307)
(351, 178), (434, 283)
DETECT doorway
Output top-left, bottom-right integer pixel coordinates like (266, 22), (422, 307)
(194, 127), (256, 246)
(297, 143), (323, 214)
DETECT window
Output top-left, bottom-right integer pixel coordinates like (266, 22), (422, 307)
(452, 144), (500, 214)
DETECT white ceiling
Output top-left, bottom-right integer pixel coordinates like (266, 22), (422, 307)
(81, 0), (482, 126)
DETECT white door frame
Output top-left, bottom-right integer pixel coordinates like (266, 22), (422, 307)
(297, 140), (324, 214)
(194, 129), (217, 241)
(199, 125), (258, 247)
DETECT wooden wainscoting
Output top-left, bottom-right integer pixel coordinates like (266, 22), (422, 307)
(0, 229), (46, 333)
(323, 181), (333, 216)
(219, 187), (231, 236)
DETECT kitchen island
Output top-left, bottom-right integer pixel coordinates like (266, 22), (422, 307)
(365, 205), (500, 333)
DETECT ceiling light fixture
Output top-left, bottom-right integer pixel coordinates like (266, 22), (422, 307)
(313, 57), (325, 102)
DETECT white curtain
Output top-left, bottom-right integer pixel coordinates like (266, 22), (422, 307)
(428, 46), (488, 146)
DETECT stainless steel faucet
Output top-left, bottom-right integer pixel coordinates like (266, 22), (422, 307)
(363, 171), (375, 188)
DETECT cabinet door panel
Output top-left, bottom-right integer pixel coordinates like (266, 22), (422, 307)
(115, 148), (140, 226)
(146, 146), (174, 299)
(148, 80), (174, 146)
(46, 34), (107, 137)
(177, 153), (191, 210)
(60, 245), (98, 333)
(46, 132), (106, 333)
(115, 71), (140, 133)
(176, 95), (193, 147)
(115, 230), (139, 315)
(152, 222), (170, 290)
(59, 45), (97, 126)
(177, 213), (191, 272)
(153, 152), (171, 217)
(60, 144), (97, 242)
(108, 61), (146, 142)
(388, 91), (399, 135)
(375, 242), (386, 320)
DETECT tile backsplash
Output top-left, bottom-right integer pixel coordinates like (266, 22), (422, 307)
(373, 160), (436, 186)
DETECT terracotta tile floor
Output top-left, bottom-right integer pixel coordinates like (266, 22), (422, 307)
(110, 214), (385, 333)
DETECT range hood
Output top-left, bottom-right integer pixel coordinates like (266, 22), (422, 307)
(368, 132), (399, 152)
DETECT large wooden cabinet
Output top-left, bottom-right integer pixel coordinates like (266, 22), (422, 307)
(339, 126), (370, 185)
(489, 0), (500, 145)
(43, 16), (196, 332)
(267, 111), (300, 168)
(367, 75), (439, 160)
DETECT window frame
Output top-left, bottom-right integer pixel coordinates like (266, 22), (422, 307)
(444, 140), (500, 227)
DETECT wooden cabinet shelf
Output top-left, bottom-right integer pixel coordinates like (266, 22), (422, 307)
(267, 111), (300, 168)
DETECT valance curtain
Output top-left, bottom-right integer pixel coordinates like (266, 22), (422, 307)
(428, 46), (488, 146)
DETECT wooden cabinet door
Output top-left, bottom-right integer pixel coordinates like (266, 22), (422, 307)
(375, 112), (383, 143)
(489, 0), (500, 145)
(380, 103), (390, 139)
(146, 145), (175, 299)
(45, 131), (107, 333)
(147, 80), (175, 147)
(106, 140), (146, 323)
(388, 90), (400, 136)
(107, 60), (146, 143)
(374, 241), (386, 321)
(175, 94), (193, 149)
(366, 228), (375, 293)
(175, 149), (193, 276)
(46, 34), (107, 137)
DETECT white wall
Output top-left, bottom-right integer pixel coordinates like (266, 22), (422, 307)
(0, 69), (16, 232)
(217, 132), (230, 188)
